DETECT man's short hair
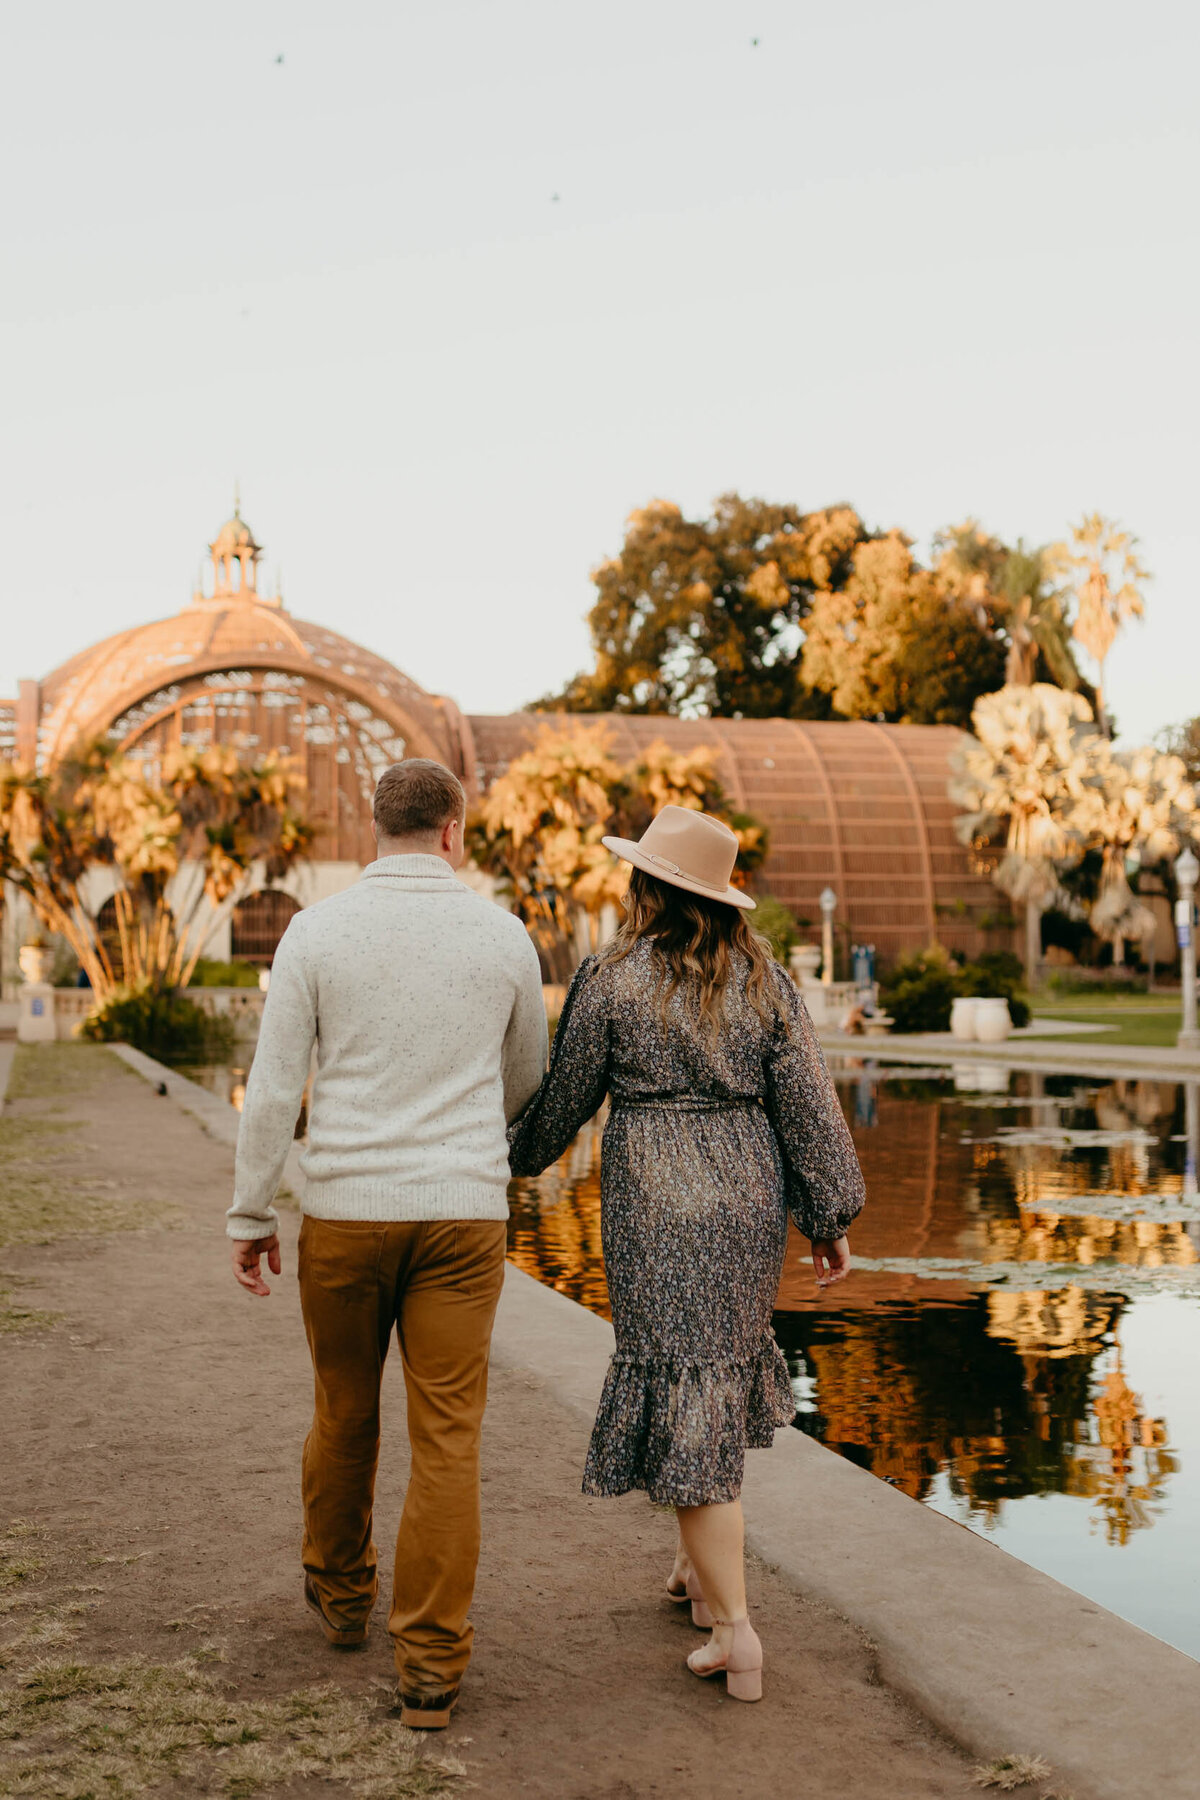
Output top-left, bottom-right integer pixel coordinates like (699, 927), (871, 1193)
(373, 760), (466, 840)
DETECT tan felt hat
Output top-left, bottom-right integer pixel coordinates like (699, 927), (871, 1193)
(602, 804), (756, 911)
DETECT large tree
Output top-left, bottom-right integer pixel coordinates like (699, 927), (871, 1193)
(543, 494), (867, 718)
(799, 533), (1007, 724)
(546, 495), (1091, 729)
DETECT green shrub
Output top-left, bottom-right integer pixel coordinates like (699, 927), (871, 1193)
(879, 945), (962, 1033)
(750, 894), (801, 963)
(81, 986), (235, 1063)
(187, 958), (262, 988)
(960, 948), (1031, 1028)
(1042, 968), (1148, 997)
(879, 945), (1032, 1033)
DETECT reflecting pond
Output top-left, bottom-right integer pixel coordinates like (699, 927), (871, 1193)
(507, 1060), (1200, 1661)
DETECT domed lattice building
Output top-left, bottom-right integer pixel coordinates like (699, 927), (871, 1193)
(0, 506), (1002, 972)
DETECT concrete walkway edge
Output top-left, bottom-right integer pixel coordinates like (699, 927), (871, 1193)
(85, 1044), (1200, 1800)
(818, 1027), (1200, 1082)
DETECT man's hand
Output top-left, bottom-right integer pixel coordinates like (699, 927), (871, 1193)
(811, 1236), (851, 1288)
(232, 1234), (282, 1297)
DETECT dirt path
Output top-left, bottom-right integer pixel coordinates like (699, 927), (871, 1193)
(0, 1046), (981, 1799)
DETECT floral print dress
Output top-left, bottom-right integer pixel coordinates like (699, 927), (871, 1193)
(507, 940), (866, 1507)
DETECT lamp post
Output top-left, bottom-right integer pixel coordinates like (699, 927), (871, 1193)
(819, 886), (838, 986)
(1176, 847), (1199, 1051)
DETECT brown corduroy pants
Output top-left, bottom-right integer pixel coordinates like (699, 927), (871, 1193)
(297, 1214), (507, 1696)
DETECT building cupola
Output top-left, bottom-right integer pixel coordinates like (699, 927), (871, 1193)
(194, 490), (276, 603)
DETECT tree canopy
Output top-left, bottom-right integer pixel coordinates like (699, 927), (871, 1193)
(543, 494), (865, 718)
(799, 532), (1007, 725)
(542, 494), (1090, 729)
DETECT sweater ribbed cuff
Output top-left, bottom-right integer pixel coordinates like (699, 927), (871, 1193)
(225, 1208), (280, 1241)
(301, 1178), (510, 1222)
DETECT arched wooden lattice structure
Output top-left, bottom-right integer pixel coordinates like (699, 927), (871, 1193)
(467, 714), (1006, 964)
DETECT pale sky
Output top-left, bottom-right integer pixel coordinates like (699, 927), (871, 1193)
(3, 0), (1197, 744)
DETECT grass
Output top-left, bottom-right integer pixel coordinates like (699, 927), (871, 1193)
(1031, 996), (1183, 1048)
(0, 1523), (462, 1798)
(0, 1044), (176, 1339)
(971, 1753), (1054, 1789)
(0, 1277), (60, 1337)
(0, 1657), (464, 1797)
(0, 1050), (175, 1252)
(4, 1045), (119, 1105)
(0, 1113), (167, 1251)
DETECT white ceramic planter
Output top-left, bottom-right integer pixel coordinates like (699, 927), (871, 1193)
(950, 996), (979, 1040)
(974, 996), (1012, 1042)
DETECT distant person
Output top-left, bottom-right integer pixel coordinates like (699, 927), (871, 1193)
(227, 759), (547, 1730)
(508, 806), (865, 1703)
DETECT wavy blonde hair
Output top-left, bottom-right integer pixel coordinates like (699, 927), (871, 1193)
(599, 867), (789, 1041)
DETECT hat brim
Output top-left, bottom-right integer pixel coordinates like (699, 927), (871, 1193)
(601, 836), (756, 911)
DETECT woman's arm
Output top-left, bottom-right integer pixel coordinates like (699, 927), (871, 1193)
(507, 956), (611, 1177)
(763, 971), (865, 1243)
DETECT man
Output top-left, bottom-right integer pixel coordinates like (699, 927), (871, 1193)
(227, 758), (547, 1729)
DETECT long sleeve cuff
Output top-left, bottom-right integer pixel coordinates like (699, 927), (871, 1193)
(225, 1195), (280, 1240)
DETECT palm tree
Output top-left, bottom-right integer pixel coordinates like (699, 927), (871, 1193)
(998, 544), (1080, 691)
(949, 685), (1100, 984)
(0, 741), (311, 998)
(1073, 744), (1196, 965)
(1055, 514), (1150, 735)
(933, 523), (1082, 692)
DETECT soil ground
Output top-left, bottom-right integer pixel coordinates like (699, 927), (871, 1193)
(0, 1045), (983, 1799)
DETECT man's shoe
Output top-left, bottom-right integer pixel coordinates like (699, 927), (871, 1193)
(303, 1575), (369, 1648)
(397, 1685), (460, 1730)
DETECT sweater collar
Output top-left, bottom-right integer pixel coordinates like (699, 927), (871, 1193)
(361, 854), (461, 883)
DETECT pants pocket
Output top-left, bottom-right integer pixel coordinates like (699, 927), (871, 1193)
(300, 1216), (385, 1297)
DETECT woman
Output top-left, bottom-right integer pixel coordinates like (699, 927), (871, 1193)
(508, 805), (865, 1703)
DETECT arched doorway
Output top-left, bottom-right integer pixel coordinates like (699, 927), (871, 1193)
(231, 890), (300, 966)
(94, 896), (123, 982)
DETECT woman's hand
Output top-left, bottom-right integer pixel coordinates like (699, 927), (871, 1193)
(811, 1236), (850, 1287)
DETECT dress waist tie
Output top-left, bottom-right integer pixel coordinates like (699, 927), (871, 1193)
(611, 1095), (763, 1114)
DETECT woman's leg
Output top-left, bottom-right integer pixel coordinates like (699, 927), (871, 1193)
(676, 1500), (762, 1689)
(676, 1500), (747, 1638)
(665, 1526), (694, 1598)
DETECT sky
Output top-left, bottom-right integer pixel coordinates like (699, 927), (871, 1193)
(3, 0), (1197, 743)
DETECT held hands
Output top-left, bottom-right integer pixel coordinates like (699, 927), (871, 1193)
(811, 1236), (851, 1288)
(232, 1234), (282, 1297)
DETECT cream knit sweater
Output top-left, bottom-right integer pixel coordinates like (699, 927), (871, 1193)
(226, 855), (548, 1239)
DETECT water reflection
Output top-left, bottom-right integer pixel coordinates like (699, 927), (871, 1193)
(506, 1065), (1200, 1654)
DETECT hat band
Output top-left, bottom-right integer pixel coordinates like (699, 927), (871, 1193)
(642, 849), (730, 894)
